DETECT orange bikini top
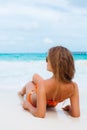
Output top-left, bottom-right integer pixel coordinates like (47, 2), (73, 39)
(47, 99), (58, 107)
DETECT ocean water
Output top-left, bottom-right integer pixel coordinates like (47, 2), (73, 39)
(0, 53), (47, 61)
(0, 52), (87, 61)
(0, 52), (87, 89)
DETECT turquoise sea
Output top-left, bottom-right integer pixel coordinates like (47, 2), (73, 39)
(0, 52), (87, 61)
(0, 52), (87, 90)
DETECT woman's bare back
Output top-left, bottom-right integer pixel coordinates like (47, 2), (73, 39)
(44, 77), (75, 103)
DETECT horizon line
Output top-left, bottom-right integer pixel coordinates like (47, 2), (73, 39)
(0, 51), (87, 54)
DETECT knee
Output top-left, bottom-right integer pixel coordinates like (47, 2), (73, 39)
(26, 81), (34, 89)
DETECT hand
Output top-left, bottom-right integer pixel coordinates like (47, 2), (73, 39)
(62, 105), (71, 111)
(22, 100), (29, 111)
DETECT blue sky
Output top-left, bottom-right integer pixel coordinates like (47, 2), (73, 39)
(0, 0), (87, 53)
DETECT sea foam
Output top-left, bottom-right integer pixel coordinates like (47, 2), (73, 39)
(0, 60), (87, 89)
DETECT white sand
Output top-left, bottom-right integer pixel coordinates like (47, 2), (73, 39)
(0, 87), (87, 130)
(0, 61), (87, 130)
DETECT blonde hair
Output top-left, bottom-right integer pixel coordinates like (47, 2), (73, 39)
(48, 46), (75, 83)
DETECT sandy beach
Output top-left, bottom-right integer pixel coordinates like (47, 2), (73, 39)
(0, 60), (87, 130)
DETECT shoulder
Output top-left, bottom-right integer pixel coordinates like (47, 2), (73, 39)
(70, 82), (79, 99)
(72, 82), (79, 94)
(67, 82), (79, 98)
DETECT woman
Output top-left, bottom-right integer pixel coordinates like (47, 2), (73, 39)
(18, 46), (80, 118)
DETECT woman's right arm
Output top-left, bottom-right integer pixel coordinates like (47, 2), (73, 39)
(62, 83), (80, 117)
(69, 83), (80, 117)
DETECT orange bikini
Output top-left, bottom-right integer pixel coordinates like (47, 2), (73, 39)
(47, 99), (58, 107)
(27, 84), (58, 107)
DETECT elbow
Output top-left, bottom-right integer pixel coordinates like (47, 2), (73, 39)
(72, 114), (80, 118)
(73, 113), (80, 118)
(70, 112), (80, 118)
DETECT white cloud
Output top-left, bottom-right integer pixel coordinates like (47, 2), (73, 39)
(43, 38), (53, 44)
(1, 2), (87, 30)
(0, 0), (87, 16)
(0, 0), (87, 52)
(0, 4), (63, 22)
(31, 21), (39, 29)
(68, 0), (87, 8)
